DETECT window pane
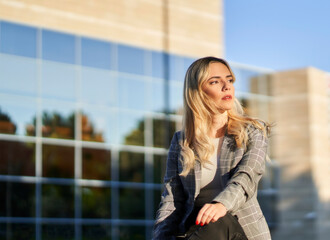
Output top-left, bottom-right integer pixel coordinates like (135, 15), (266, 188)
(0, 97), (37, 136)
(0, 182), (35, 217)
(169, 55), (185, 82)
(169, 81), (183, 114)
(153, 155), (166, 184)
(231, 67), (262, 93)
(0, 54), (38, 96)
(119, 188), (145, 219)
(42, 144), (74, 179)
(81, 37), (113, 69)
(0, 223), (35, 240)
(151, 51), (165, 79)
(0, 140), (35, 176)
(42, 224), (74, 240)
(81, 108), (115, 143)
(118, 112), (144, 146)
(42, 102), (75, 139)
(42, 30), (75, 64)
(118, 75), (146, 111)
(41, 61), (76, 101)
(152, 118), (177, 148)
(0, 21), (37, 58)
(119, 152), (144, 182)
(82, 147), (111, 180)
(82, 224), (112, 240)
(119, 225), (145, 240)
(42, 184), (74, 218)
(150, 80), (165, 113)
(82, 186), (111, 218)
(81, 67), (116, 106)
(118, 44), (145, 75)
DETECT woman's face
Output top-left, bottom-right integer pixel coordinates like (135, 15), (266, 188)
(201, 62), (235, 113)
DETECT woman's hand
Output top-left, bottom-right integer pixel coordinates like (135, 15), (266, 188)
(196, 202), (227, 226)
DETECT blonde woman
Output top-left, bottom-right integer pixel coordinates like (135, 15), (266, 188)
(153, 57), (271, 240)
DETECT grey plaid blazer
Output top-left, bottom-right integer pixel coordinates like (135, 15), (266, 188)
(153, 124), (271, 240)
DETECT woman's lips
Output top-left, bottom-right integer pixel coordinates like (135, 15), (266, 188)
(221, 95), (232, 100)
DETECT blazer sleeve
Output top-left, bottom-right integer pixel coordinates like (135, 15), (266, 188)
(212, 125), (268, 213)
(152, 132), (186, 240)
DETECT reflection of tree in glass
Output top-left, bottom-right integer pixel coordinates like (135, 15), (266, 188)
(82, 187), (111, 218)
(0, 141), (35, 176)
(0, 182), (35, 218)
(119, 225), (145, 240)
(124, 119), (144, 146)
(0, 108), (17, 134)
(25, 111), (104, 142)
(123, 117), (176, 148)
(42, 184), (74, 218)
(119, 188), (145, 220)
(119, 152), (144, 182)
(42, 111), (75, 139)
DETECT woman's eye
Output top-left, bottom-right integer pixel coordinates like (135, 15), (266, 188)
(228, 79), (234, 83)
(210, 81), (218, 85)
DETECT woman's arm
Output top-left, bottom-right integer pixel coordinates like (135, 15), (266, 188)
(212, 125), (268, 213)
(153, 132), (186, 240)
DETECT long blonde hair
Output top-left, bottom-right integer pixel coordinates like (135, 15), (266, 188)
(180, 56), (270, 176)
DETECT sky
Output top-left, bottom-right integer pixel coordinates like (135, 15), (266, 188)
(224, 0), (330, 72)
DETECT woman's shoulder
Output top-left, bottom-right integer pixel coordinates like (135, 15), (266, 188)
(245, 120), (268, 138)
(169, 131), (183, 151)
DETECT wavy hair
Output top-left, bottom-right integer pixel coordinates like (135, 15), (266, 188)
(179, 56), (270, 176)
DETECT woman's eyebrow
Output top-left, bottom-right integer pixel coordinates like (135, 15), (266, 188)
(207, 75), (233, 81)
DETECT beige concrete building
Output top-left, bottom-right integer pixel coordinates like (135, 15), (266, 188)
(0, 0), (224, 57)
(252, 68), (330, 240)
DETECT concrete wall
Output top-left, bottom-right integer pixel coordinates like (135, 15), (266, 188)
(0, 0), (223, 57)
(266, 68), (330, 240)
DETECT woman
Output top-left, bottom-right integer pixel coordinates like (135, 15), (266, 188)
(153, 57), (271, 240)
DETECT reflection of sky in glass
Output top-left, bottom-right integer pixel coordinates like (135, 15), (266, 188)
(81, 37), (113, 70)
(118, 75), (146, 111)
(42, 61), (76, 101)
(232, 67), (262, 92)
(0, 54), (38, 96)
(42, 30), (75, 64)
(151, 80), (165, 113)
(0, 21), (37, 58)
(151, 51), (165, 79)
(81, 68), (116, 106)
(118, 44), (145, 75)
(82, 107), (115, 143)
(0, 98), (37, 136)
(169, 55), (184, 81)
(169, 81), (183, 114)
(117, 111), (144, 145)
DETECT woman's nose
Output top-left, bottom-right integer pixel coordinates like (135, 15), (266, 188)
(222, 82), (230, 91)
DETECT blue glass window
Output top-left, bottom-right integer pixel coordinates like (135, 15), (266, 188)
(0, 21), (37, 58)
(118, 44), (145, 75)
(0, 54), (38, 96)
(118, 75), (146, 110)
(151, 51), (165, 79)
(81, 37), (112, 69)
(41, 61), (76, 101)
(42, 30), (75, 64)
(81, 67), (116, 106)
(169, 55), (185, 82)
(232, 67), (260, 92)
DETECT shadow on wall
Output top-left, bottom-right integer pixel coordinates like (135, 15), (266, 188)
(271, 170), (319, 240)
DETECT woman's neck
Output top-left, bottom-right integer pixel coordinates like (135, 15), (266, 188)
(209, 111), (228, 138)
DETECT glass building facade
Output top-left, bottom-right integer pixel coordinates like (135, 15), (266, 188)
(0, 20), (277, 239)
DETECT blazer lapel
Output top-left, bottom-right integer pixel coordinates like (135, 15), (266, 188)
(194, 160), (201, 199)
